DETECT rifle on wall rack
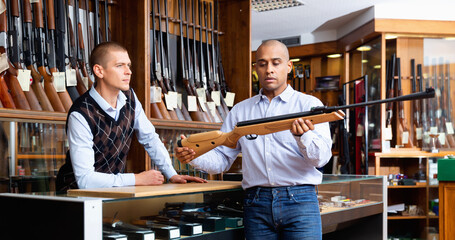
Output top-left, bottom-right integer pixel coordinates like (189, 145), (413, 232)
(22, 0), (54, 111)
(32, 0), (66, 112)
(163, 0), (192, 121)
(411, 59), (421, 147)
(178, 89), (436, 159)
(156, 0), (179, 120)
(396, 58), (414, 147)
(198, 0), (221, 122)
(445, 61), (455, 148)
(43, 0), (73, 111)
(149, 0), (168, 119)
(1, 0), (31, 110)
(439, 58), (455, 148)
(7, 0), (41, 110)
(179, 0), (206, 122)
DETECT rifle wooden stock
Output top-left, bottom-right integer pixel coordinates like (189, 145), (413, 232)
(1, 55), (31, 110)
(150, 102), (164, 119)
(179, 110), (345, 159)
(51, 68), (73, 111)
(37, 66), (66, 112)
(28, 66), (54, 111)
(183, 79), (206, 122)
(0, 72), (16, 108)
(12, 63), (42, 111)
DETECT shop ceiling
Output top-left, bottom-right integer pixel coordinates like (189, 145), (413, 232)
(251, 0), (455, 50)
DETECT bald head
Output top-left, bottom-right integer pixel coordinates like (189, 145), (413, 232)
(256, 40), (289, 62)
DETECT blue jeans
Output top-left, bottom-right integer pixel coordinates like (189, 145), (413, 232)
(244, 185), (322, 240)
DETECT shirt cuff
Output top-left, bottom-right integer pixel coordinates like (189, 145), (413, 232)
(294, 131), (317, 149)
(123, 173), (137, 186)
(162, 168), (178, 180)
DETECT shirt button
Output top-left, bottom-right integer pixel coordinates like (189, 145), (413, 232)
(268, 168), (271, 171)
(271, 183), (275, 186)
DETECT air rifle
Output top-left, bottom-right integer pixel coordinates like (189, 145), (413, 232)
(178, 88), (436, 159)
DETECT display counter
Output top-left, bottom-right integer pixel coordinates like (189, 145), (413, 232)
(0, 175), (386, 240)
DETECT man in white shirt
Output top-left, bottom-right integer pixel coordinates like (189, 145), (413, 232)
(56, 42), (206, 191)
(175, 40), (332, 239)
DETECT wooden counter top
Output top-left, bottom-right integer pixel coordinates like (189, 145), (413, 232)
(67, 180), (242, 198)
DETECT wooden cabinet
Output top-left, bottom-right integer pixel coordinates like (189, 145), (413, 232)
(374, 151), (454, 239)
(439, 181), (455, 240)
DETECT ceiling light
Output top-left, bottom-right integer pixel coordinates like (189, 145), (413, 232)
(362, 59), (368, 63)
(444, 37), (455, 41)
(290, 58), (300, 62)
(357, 45), (371, 52)
(374, 65), (381, 69)
(252, 0), (304, 12)
(327, 53), (342, 58)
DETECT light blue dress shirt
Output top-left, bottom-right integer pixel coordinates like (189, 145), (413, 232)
(67, 87), (177, 189)
(190, 85), (332, 189)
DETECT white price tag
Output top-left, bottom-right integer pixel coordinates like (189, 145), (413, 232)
(356, 124), (364, 137)
(423, 132), (431, 144)
(187, 95), (197, 112)
(439, 132), (446, 145)
(164, 93), (172, 110)
(53, 72), (66, 92)
(211, 90), (221, 106)
(150, 86), (162, 103)
(416, 127), (423, 140)
(430, 127), (438, 135)
(66, 69), (77, 87)
(0, 53), (9, 73)
(167, 91), (178, 109)
(206, 101), (217, 118)
(17, 69), (31, 92)
(29, 0), (39, 3)
(225, 92), (235, 107)
(82, 77), (89, 90)
(384, 127), (393, 140)
(382, 141), (391, 153)
(177, 93), (182, 109)
(402, 131), (409, 144)
(198, 97), (207, 112)
(0, 1), (5, 14)
(435, 88), (441, 98)
(446, 122), (454, 135)
(196, 88), (206, 102)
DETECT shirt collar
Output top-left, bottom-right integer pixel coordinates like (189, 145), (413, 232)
(255, 85), (294, 104)
(89, 87), (127, 112)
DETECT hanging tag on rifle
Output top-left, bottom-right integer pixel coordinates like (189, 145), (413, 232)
(356, 124), (364, 137)
(82, 77), (89, 90)
(164, 93), (172, 110)
(446, 122), (454, 135)
(439, 132), (446, 145)
(207, 101), (217, 118)
(150, 86), (162, 103)
(177, 93), (182, 109)
(225, 92), (235, 107)
(384, 127), (393, 140)
(66, 69), (77, 87)
(423, 131), (430, 144)
(382, 141), (391, 153)
(29, 0), (39, 3)
(401, 131), (409, 144)
(0, 53), (9, 73)
(211, 91), (221, 106)
(416, 127), (423, 140)
(17, 69), (32, 92)
(430, 127), (438, 135)
(0, 1), (5, 14)
(196, 88), (207, 103)
(53, 72), (66, 92)
(167, 91), (178, 109)
(188, 95), (197, 112)
(198, 97), (207, 112)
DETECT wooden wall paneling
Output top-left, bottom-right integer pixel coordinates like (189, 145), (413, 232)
(111, 0), (150, 173)
(396, 38), (424, 148)
(375, 19), (455, 36)
(219, 0), (251, 103)
(310, 57), (322, 93)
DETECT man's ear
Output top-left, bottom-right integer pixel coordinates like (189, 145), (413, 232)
(287, 60), (293, 74)
(92, 64), (103, 79)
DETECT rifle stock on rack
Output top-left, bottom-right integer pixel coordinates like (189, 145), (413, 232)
(178, 89), (435, 159)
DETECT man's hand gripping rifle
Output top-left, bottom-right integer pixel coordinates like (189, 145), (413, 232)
(177, 88), (435, 159)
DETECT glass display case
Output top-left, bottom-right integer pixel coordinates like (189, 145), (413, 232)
(0, 175), (386, 239)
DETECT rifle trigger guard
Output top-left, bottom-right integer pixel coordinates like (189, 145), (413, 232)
(246, 134), (258, 140)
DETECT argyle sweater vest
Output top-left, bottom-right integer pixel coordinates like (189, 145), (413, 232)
(56, 89), (136, 191)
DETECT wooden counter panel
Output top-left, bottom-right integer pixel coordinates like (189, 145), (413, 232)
(67, 180), (242, 198)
